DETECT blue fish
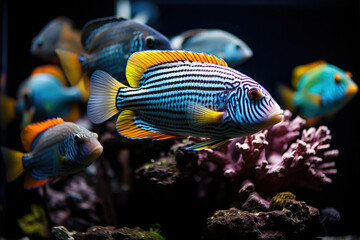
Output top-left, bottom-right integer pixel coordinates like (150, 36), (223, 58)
(87, 50), (283, 150)
(1, 118), (103, 189)
(15, 65), (84, 128)
(56, 16), (172, 88)
(279, 61), (358, 125)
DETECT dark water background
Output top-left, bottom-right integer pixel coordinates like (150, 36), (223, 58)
(1, 0), (359, 238)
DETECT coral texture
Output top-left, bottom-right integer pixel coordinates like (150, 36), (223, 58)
(195, 110), (338, 204)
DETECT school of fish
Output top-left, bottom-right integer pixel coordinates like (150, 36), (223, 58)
(0, 14), (357, 189)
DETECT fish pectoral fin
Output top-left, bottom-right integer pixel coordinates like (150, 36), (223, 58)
(187, 103), (225, 127)
(116, 110), (182, 140)
(303, 91), (322, 106)
(24, 173), (58, 189)
(21, 118), (65, 153)
(184, 138), (230, 151)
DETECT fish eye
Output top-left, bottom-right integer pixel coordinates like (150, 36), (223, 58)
(37, 38), (44, 46)
(235, 45), (241, 50)
(334, 73), (341, 84)
(74, 135), (82, 144)
(145, 36), (155, 48)
(248, 88), (262, 101)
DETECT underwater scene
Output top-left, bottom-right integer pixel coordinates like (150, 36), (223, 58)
(1, 0), (359, 239)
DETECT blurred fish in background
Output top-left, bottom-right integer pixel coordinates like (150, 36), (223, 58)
(278, 61), (358, 125)
(171, 29), (253, 67)
(56, 16), (172, 91)
(1, 118), (103, 189)
(15, 65), (85, 129)
(115, 0), (160, 26)
(30, 16), (84, 63)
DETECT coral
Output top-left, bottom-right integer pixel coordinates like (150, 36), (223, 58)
(203, 195), (325, 240)
(270, 192), (296, 210)
(17, 204), (49, 238)
(194, 110), (338, 203)
(46, 175), (104, 231)
(52, 225), (165, 240)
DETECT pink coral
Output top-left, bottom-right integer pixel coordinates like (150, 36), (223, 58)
(196, 110), (338, 202)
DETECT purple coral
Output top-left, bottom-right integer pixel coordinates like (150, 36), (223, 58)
(196, 110), (338, 203)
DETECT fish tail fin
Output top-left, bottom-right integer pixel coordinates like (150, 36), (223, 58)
(55, 49), (83, 86)
(1, 146), (25, 182)
(0, 94), (16, 126)
(278, 84), (295, 112)
(87, 70), (127, 124)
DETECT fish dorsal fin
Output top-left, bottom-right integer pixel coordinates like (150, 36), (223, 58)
(81, 16), (127, 51)
(291, 60), (326, 88)
(21, 118), (65, 153)
(31, 65), (68, 86)
(126, 50), (228, 88)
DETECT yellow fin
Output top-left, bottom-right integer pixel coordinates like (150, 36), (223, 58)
(184, 138), (230, 151)
(277, 84), (295, 112)
(291, 60), (326, 88)
(126, 50), (228, 88)
(116, 110), (181, 140)
(0, 94), (16, 126)
(20, 118), (65, 153)
(1, 146), (25, 182)
(56, 49), (84, 86)
(187, 103), (225, 127)
(303, 90), (322, 106)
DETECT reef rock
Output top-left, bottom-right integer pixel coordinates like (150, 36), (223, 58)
(203, 193), (325, 240)
(52, 225), (164, 240)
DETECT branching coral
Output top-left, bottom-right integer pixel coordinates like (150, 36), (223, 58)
(195, 110), (338, 205)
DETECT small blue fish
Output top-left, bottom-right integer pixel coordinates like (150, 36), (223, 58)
(15, 65), (84, 128)
(1, 118), (103, 189)
(279, 61), (358, 125)
(56, 16), (172, 88)
(171, 29), (253, 67)
(87, 50), (283, 151)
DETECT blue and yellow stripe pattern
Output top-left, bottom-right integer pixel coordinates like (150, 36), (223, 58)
(87, 50), (283, 150)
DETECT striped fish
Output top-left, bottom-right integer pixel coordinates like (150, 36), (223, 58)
(87, 50), (283, 150)
(56, 16), (172, 89)
(1, 118), (103, 189)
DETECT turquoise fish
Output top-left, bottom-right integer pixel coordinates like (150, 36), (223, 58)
(279, 61), (358, 125)
(56, 16), (172, 88)
(15, 65), (85, 128)
(1, 118), (103, 189)
(87, 50), (283, 151)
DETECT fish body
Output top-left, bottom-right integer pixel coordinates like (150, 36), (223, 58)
(56, 16), (172, 87)
(1, 118), (103, 189)
(15, 65), (83, 128)
(279, 61), (358, 125)
(30, 16), (84, 63)
(87, 50), (283, 150)
(171, 29), (253, 67)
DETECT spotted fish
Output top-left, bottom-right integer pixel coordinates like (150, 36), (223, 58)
(87, 50), (283, 150)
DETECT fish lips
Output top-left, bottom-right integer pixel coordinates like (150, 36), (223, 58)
(251, 108), (284, 130)
(84, 137), (103, 160)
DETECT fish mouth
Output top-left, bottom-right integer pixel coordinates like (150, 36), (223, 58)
(252, 108), (284, 129)
(345, 83), (358, 98)
(89, 145), (103, 159)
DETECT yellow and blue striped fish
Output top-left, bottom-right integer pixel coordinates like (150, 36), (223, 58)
(87, 50), (284, 150)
